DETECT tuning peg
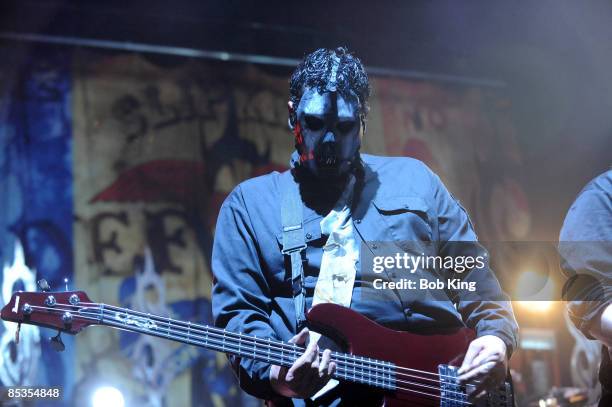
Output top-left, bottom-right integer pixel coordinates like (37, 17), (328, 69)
(37, 279), (51, 292)
(50, 331), (65, 352)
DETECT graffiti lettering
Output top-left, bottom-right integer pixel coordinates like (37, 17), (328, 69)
(111, 95), (148, 143)
(402, 104), (447, 132)
(91, 211), (129, 274)
(90, 208), (192, 275)
(144, 208), (187, 274)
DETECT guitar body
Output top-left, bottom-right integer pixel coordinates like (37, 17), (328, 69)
(307, 303), (478, 406)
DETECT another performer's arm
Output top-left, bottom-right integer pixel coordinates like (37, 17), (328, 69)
(559, 172), (612, 354)
(590, 304), (612, 354)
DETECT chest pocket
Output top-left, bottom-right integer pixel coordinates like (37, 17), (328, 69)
(373, 196), (432, 244)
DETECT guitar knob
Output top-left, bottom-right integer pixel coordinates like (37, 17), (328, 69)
(69, 294), (80, 305)
(44, 295), (56, 307)
(50, 331), (65, 352)
(62, 312), (73, 324)
(23, 303), (32, 315)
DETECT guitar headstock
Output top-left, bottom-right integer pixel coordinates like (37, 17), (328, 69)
(1, 290), (96, 335)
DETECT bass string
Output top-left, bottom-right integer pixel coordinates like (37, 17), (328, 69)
(26, 307), (476, 405)
(29, 301), (484, 387)
(84, 301), (490, 388)
(95, 303), (475, 402)
(76, 301), (472, 385)
(77, 300), (474, 383)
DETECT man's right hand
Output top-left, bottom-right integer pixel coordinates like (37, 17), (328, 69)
(269, 328), (336, 399)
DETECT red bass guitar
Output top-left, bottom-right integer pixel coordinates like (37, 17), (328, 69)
(1, 289), (514, 406)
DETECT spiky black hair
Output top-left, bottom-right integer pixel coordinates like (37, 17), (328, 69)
(289, 47), (371, 125)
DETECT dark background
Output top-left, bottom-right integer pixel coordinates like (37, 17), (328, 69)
(3, 0), (610, 240)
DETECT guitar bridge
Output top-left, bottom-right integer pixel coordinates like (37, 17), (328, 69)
(438, 365), (469, 406)
(437, 364), (513, 407)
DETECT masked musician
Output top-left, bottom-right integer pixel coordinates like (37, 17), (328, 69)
(212, 47), (518, 406)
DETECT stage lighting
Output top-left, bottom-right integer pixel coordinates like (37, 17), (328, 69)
(516, 300), (554, 312)
(515, 270), (557, 313)
(92, 386), (125, 407)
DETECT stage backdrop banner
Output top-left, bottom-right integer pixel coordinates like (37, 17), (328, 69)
(1, 48), (527, 406)
(0, 48), (75, 407)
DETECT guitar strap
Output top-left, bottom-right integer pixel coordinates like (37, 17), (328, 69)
(280, 170), (308, 332)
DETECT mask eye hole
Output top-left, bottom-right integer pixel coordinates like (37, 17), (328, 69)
(337, 120), (356, 133)
(304, 115), (325, 131)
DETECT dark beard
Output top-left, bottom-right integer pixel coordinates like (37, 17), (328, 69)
(293, 154), (363, 215)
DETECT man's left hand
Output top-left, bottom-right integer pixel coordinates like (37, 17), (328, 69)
(457, 335), (508, 401)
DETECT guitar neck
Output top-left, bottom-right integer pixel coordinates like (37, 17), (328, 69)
(89, 304), (297, 366)
(83, 304), (395, 389)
